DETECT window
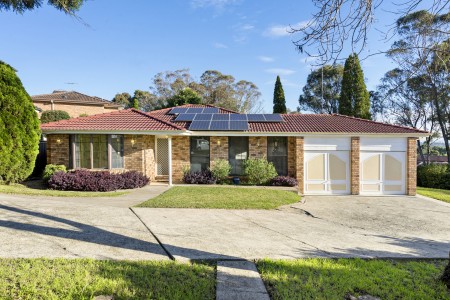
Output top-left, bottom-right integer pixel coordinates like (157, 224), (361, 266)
(229, 137), (248, 175)
(267, 137), (288, 176)
(72, 134), (124, 169)
(190, 137), (210, 172)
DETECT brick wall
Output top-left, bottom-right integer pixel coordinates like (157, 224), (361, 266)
(124, 135), (155, 181)
(287, 137), (296, 177)
(34, 102), (121, 118)
(249, 136), (267, 158)
(210, 136), (229, 166)
(406, 137), (417, 196)
(172, 136), (190, 183)
(351, 137), (360, 195)
(46, 134), (70, 167)
(295, 137), (304, 194)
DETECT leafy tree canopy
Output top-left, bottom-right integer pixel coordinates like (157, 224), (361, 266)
(167, 88), (202, 107)
(0, 0), (84, 14)
(40, 110), (70, 124)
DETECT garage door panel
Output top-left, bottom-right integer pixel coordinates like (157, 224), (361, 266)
(384, 154), (402, 181)
(307, 154), (326, 180)
(329, 154), (346, 180)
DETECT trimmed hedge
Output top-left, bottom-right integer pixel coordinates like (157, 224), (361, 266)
(270, 176), (298, 187)
(417, 164), (450, 190)
(183, 170), (216, 184)
(48, 169), (149, 191)
(40, 110), (70, 124)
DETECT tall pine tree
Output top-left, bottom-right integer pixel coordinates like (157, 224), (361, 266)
(273, 76), (287, 113)
(338, 54), (371, 119)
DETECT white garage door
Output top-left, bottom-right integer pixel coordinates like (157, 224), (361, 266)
(304, 138), (350, 195)
(360, 138), (406, 195)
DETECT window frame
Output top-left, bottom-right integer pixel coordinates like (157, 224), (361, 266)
(228, 136), (249, 176)
(190, 136), (211, 172)
(267, 136), (288, 176)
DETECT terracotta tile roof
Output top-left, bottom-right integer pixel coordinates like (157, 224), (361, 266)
(32, 90), (121, 108)
(41, 109), (183, 132)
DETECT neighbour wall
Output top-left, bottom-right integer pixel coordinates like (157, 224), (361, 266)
(46, 134), (70, 168)
(406, 137), (417, 196)
(124, 135), (155, 181)
(172, 136), (190, 183)
(249, 136), (267, 158)
(34, 102), (121, 118)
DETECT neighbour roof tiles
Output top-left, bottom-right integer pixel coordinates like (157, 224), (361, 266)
(32, 90), (121, 108)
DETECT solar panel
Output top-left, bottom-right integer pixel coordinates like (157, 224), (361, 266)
(230, 121), (249, 131)
(174, 113), (196, 121)
(230, 114), (247, 121)
(212, 114), (230, 121)
(263, 114), (283, 122)
(169, 107), (188, 114)
(189, 120), (211, 130)
(186, 108), (204, 113)
(246, 114), (266, 122)
(209, 121), (229, 130)
(202, 107), (219, 114)
(194, 114), (213, 121)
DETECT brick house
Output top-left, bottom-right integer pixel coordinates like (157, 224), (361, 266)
(40, 104), (429, 195)
(32, 90), (123, 118)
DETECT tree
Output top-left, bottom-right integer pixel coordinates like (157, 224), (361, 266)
(112, 92), (131, 108)
(273, 76), (287, 113)
(0, 61), (40, 183)
(0, 0), (85, 14)
(233, 80), (262, 113)
(167, 88), (202, 107)
(132, 90), (161, 112)
(290, 0), (449, 65)
(298, 65), (343, 114)
(339, 53), (371, 119)
(40, 110), (70, 123)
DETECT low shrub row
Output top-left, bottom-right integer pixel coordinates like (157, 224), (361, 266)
(48, 169), (149, 191)
(417, 164), (450, 190)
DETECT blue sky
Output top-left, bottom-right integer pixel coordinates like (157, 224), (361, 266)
(1, 0), (399, 113)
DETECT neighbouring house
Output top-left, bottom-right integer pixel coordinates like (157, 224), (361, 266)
(40, 104), (429, 196)
(417, 155), (448, 165)
(32, 90), (123, 118)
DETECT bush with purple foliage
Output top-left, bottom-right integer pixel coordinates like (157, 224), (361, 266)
(48, 169), (149, 191)
(270, 176), (298, 187)
(183, 170), (216, 184)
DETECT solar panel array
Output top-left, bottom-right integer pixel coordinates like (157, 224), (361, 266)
(167, 107), (283, 131)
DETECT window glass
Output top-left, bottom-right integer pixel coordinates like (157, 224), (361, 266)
(111, 135), (124, 168)
(92, 135), (108, 169)
(229, 137), (248, 175)
(267, 137), (288, 176)
(190, 137), (210, 172)
(75, 135), (91, 168)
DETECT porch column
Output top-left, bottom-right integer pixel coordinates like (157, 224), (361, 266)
(168, 136), (173, 186)
(350, 137), (360, 195)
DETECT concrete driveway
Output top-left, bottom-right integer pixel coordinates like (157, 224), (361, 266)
(133, 195), (450, 261)
(0, 191), (449, 261)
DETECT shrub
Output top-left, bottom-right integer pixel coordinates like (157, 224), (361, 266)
(48, 169), (149, 191)
(0, 61), (40, 184)
(43, 164), (67, 183)
(210, 159), (231, 183)
(417, 164), (450, 189)
(270, 176), (298, 187)
(40, 110), (70, 124)
(183, 170), (216, 184)
(244, 158), (278, 185)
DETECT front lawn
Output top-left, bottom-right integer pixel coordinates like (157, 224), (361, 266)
(0, 258), (215, 300)
(137, 186), (300, 209)
(0, 181), (128, 197)
(257, 258), (449, 300)
(417, 187), (450, 204)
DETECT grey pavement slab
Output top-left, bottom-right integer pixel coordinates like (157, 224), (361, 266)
(216, 261), (269, 300)
(133, 196), (450, 261)
(0, 195), (169, 260)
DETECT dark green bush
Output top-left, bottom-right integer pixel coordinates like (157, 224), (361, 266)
(417, 164), (450, 189)
(210, 159), (231, 183)
(43, 164), (67, 183)
(244, 158), (278, 185)
(40, 110), (70, 124)
(0, 61), (41, 184)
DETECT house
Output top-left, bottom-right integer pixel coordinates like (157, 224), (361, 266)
(417, 155), (448, 165)
(32, 90), (123, 118)
(40, 104), (429, 196)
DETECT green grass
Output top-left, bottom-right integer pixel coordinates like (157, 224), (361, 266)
(0, 181), (128, 197)
(137, 186), (300, 209)
(417, 187), (450, 204)
(257, 258), (450, 300)
(0, 258), (215, 300)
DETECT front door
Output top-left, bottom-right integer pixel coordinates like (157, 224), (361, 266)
(156, 138), (169, 176)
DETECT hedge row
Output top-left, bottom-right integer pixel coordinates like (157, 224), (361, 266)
(417, 164), (450, 190)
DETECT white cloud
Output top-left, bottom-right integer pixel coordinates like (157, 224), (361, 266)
(213, 42), (228, 49)
(191, 0), (240, 9)
(240, 24), (254, 31)
(265, 68), (296, 76)
(258, 56), (274, 62)
(264, 20), (309, 37)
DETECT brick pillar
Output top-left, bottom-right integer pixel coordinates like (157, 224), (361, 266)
(210, 136), (229, 166)
(287, 137), (296, 177)
(171, 136), (190, 183)
(351, 137), (360, 195)
(249, 136), (267, 158)
(46, 134), (70, 168)
(406, 137), (417, 196)
(295, 137), (304, 194)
